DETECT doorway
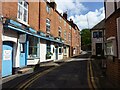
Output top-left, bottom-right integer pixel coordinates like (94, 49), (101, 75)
(96, 43), (102, 56)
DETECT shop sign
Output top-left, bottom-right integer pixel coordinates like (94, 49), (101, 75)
(3, 50), (11, 60)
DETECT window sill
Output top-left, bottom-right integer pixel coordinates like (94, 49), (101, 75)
(28, 57), (40, 60)
(59, 53), (62, 55)
(17, 18), (29, 26)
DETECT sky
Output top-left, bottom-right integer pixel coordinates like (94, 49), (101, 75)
(48, 0), (105, 30)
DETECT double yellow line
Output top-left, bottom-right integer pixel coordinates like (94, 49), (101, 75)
(87, 60), (97, 90)
(18, 63), (65, 89)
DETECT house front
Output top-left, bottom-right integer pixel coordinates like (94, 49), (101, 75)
(91, 20), (105, 56)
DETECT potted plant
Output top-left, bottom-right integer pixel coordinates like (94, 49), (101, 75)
(46, 52), (53, 59)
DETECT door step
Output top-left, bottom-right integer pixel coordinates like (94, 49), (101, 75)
(18, 68), (33, 74)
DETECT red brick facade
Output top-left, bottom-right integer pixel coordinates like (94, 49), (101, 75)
(105, 2), (120, 87)
(1, 1), (81, 59)
(39, 1), (81, 56)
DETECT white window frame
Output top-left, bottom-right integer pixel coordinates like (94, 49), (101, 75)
(46, 19), (50, 33)
(58, 27), (61, 37)
(106, 37), (117, 56)
(28, 36), (40, 59)
(17, 0), (28, 25)
(68, 33), (71, 43)
(64, 30), (66, 40)
(64, 21), (66, 26)
(46, 4), (50, 13)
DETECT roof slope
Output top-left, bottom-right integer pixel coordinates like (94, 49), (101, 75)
(91, 19), (105, 30)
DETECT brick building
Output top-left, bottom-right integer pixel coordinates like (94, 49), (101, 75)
(105, 0), (120, 87)
(0, 0), (81, 77)
(0, 0), (2, 79)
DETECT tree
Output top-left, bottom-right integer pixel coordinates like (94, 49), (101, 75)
(80, 29), (91, 51)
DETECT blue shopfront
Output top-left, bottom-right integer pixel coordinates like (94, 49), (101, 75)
(2, 19), (63, 77)
(2, 19), (40, 77)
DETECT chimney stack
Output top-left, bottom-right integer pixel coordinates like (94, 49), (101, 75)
(70, 18), (73, 24)
(63, 12), (67, 20)
(50, 0), (57, 10)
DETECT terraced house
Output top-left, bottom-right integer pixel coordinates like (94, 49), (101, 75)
(0, 0), (81, 77)
(105, 0), (120, 87)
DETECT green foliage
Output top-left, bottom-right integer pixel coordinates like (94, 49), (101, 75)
(46, 52), (53, 59)
(80, 29), (91, 46)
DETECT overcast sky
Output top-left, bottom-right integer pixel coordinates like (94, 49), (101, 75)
(48, 0), (105, 30)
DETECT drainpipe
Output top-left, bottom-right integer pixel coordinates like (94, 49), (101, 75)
(0, 1), (3, 87)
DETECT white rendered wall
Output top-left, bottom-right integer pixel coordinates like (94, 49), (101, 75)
(40, 40), (47, 62)
(51, 44), (55, 61)
(58, 47), (63, 60)
(2, 29), (20, 68)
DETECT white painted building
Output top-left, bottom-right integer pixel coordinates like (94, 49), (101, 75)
(91, 20), (105, 56)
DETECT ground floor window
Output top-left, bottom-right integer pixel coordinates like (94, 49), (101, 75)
(64, 47), (67, 54)
(59, 47), (62, 54)
(28, 36), (40, 58)
(46, 42), (52, 59)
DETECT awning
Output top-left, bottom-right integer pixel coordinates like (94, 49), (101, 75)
(3, 24), (63, 44)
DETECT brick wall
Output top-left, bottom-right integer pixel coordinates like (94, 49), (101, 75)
(28, 2), (39, 31)
(2, 2), (17, 19)
(105, 9), (120, 87)
(106, 58), (120, 87)
(2, 2), (40, 31)
(2, 1), (81, 56)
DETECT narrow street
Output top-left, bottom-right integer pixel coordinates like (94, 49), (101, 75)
(2, 52), (93, 89)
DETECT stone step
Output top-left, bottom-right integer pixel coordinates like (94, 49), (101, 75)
(18, 68), (33, 74)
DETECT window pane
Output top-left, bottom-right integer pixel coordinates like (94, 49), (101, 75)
(24, 1), (28, 9)
(99, 32), (102, 38)
(47, 42), (51, 52)
(59, 48), (62, 54)
(28, 36), (39, 58)
(23, 9), (27, 22)
(18, 0), (22, 5)
(46, 19), (50, 32)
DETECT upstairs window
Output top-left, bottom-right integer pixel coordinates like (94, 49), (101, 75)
(68, 33), (71, 43)
(46, 19), (50, 33)
(64, 21), (66, 26)
(18, 0), (28, 24)
(69, 25), (72, 30)
(46, 5), (50, 13)
(93, 31), (103, 38)
(58, 27), (61, 37)
(64, 30), (67, 40)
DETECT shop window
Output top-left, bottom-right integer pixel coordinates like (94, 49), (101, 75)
(64, 47), (67, 54)
(46, 42), (51, 53)
(28, 36), (40, 58)
(46, 42), (53, 59)
(59, 47), (62, 54)
(17, 0), (28, 24)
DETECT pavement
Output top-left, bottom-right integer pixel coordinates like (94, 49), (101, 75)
(90, 57), (117, 89)
(1, 51), (117, 89)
